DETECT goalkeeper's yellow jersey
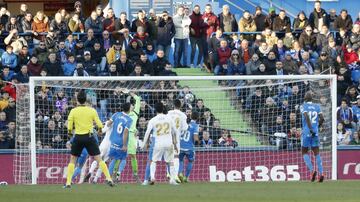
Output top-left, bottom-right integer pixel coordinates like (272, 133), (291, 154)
(67, 105), (103, 135)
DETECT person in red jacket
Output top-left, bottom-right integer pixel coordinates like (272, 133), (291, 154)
(343, 44), (359, 66)
(202, 4), (219, 39)
(189, 5), (206, 68)
(214, 39), (231, 75)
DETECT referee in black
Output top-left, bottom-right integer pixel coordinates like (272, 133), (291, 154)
(64, 90), (114, 188)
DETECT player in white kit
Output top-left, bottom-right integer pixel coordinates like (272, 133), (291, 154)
(143, 102), (179, 185)
(167, 99), (188, 182)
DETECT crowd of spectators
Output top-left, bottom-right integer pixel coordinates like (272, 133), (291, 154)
(1, 0), (360, 149)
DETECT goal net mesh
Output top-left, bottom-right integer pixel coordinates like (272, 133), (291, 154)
(14, 77), (334, 184)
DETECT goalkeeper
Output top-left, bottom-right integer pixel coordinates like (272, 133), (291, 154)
(113, 90), (141, 182)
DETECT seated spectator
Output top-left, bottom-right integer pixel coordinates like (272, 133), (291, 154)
(73, 62), (89, 77)
(0, 131), (11, 149)
(84, 11), (102, 33)
(256, 41), (272, 61)
(337, 122), (351, 145)
(219, 130), (238, 147)
(1, 66), (15, 82)
(350, 131), (360, 145)
(20, 12), (34, 44)
(0, 7), (10, 30)
(214, 39), (231, 75)
(5, 15), (21, 33)
(293, 11), (309, 31)
(334, 9), (353, 32)
(83, 28), (98, 50)
(82, 51), (98, 76)
(64, 34), (76, 53)
(253, 63), (267, 75)
(207, 29), (223, 71)
(54, 90), (68, 114)
(209, 119), (222, 143)
(152, 49), (169, 75)
(4, 98), (16, 122)
(1, 81), (16, 100)
(345, 85), (358, 106)
(52, 133), (66, 149)
(287, 126), (301, 149)
(32, 11), (49, 44)
(301, 51), (315, 74)
(129, 63), (144, 76)
(272, 39), (288, 61)
(15, 65), (30, 83)
(1, 46), (17, 71)
(343, 44), (359, 67)
(315, 51), (335, 73)
(0, 111), (8, 131)
(17, 46), (31, 71)
(0, 92), (10, 111)
(62, 54), (76, 76)
(32, 42), (48, 65)
(43, 52), (64, 76)
(349, 24), (360, 50)
(108, 63), (119, 76)
(101, 30), (113, 52)
(144, 43), (156, 63)
(316, 25), (332, 52)
(106, 40), (122, 64)
(246, 53), (261, 75)
(337, 66), (352, 99)
(91, 41), (107, 73)
(115, 53), (132, 76)
(120, 29), (132, 51)
(138, 53), (154, 76)
(299, 25), (317, 52)
(337, 98), (354, 129)
(237, 39), (254, 64)
(282, 51), (298, 75)
(322, 37), (342, 60)
(201, 130), (213, 148)
(44, 31), (57, 49)
(283, 32), (295, 49)
(133, 26), (151, 49)
(227, 49), (245, 75)
(126, 39), (144, 63)
(159, 62), (177, 76)
(262, 51), (277, 74)
(262, 28), (278, 47)
(68, 13), (84, 33)
(56, 40), (70, 64)
(200, 108), (215, 131)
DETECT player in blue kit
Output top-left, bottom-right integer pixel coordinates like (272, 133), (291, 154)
(142, 134), (155, 185)
(178, 111), (199, 183)
(107, 103), (133, 181)
(301, 92), (325, 182)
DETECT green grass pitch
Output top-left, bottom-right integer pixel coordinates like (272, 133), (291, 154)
(1, 181), (359, 202)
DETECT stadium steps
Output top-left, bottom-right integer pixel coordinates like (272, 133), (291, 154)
(174, 68), (260, 146)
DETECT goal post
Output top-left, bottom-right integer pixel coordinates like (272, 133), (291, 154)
(17, 75), (338, 184)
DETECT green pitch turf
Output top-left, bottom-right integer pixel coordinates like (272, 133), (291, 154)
(1, 181), (359, 202)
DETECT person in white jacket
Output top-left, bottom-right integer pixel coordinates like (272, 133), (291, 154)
(173, 6), (191, 68)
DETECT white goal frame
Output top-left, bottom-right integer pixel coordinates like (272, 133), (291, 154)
(28, 75), (338, 184)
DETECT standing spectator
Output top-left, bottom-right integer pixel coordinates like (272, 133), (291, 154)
(334, 9), (353, 32)
(148, 9), (159, 45)
(254, 6), (267, 32)
(189, 5), (206, 68)
(173, 6), (191, 68)
(206, 29), (223, 72)
(27, 55), (42, 76)
(293, 11), (309, 31)
(329, 9), (338, 30)
(84, 11), (102, 33)
(21, 12), (35, 44)
(16, 3), (28, 22)
(95, 5), (105, 22)
(49, 13), (68, 41)
(43, 52), (64, 76)
(0, 7), (10, 30)
(32, 11), (49, 45)
(115, 12), (131, 33)
(68, 13), (84, 33)
(238, 10), (257, 41)
(73, 1), (86, 23)
(131, 10), (150, 35)
(5, 15), (21, 33)
(272, 10), (291, 38)
(308, 0), (330, 33)
(103, 8), (116, 32)
(202, 4), (219, 39)
(157, 11), (175, 60)
(265, 7), (277, 29)
(218, 4), (237, 33)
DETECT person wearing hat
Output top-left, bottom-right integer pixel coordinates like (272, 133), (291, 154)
(227, 49), (245, 75)
(265, 7), (277, 29)
(73, 1), (85, 23)
(254, 6), (266, 31)
(83, 51), (98, 76)
(106, 40), (122, 64)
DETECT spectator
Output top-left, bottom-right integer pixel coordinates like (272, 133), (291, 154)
(349, 24), (360, 50)
(173, 6), (191, 68)
(91, 42), (107, 73)
(256, 41), (272, 61)
(83, 51), (98, 76)
(1, 66), (15, 82)
(237, 39), (254, 64)
(337, 122), (351, 145)
(201, 130), (213, 148)
(157, 11), (175, 60)
(315, 51), (335, 73)
(301, 51), (315, 74)
(106, 40), (122, 64)
(209, 119), (222, 143)
(62, 54), (76, 76)
(316, 25), (332, 52)
(16, 4), (28, 22)
(0, 7), (10, 29)
(293, 11), (309, 31)
(238, 10), (257, 40)
(272, 10), (291, 37)
(299, 25), (317, 51)
(272, 39), (288, 61)
(126, 39), (143, 62)
(101, 30), (114, 52)
(138, 53), (154, 76)
(72, 1), (85, 23)
(108, 63), (119, 76)
(114, 11), (131, 33)
(337, 66), (352, 100)
(0, 111), (8, 131)
(206, 29), (223, 71)
(214, 39), (231, 75)
(309, 0), (330, 33)
(41, 119), (59, 148)
(343, 44), (359, 66)
(15, 65), (30, 83)
(32, 42), (48, 65)
(103, 8), (116, 32)
(218, 4), (238, 33)
(265, 7), (277, 29)
(148, 9), (159, 44)
(43, 52), (64, 76)
(1, 46), (17, 71)
(274, 61), (288, 75)
(95, 5), (104, 22)
(4, 29), (27, 54)
(189, 5), (206, 68)
(84, 11), (102, 34)
(246, 53), (261, 75)
(350, 131), (360, 145)
(283, 32), (295, 49)
(115, 53), (132, 76)
(227, 49), (246, 75)
(153, 49), (169, 75)
(254, 6), (267, 32)
(5, 15), (21, 33)
(329, 9), (338, 30)
(282, 51), (298, 75)
(202, 4), (219, 39)
(49, 12), (68, 41)
(159, 62), (177, 76)
(18, 46), (31, 70)
(337, 98), (354, 129)
(64, 34), (76, 52)
(345, 85), (358, 106)
(133, 26), (151, 48)
(73, 62), (89, 77)
(56, 40), (70, 64)
(334, 9), (353, 32)
(21, 12), (34, 43)
(68, 13), (84, 33)
(144, 43), (156, 62)
(129, 63), (144, 77)
(0, 92), (10, 111)
(131, 10), (150, 35)
(32, 11), (49, 44)
(200, 108), (215, 131)
(0, 131), (11, 149)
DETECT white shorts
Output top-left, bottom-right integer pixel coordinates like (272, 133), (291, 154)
(99, 140), (111, 161)
(152, 146), (174, 163)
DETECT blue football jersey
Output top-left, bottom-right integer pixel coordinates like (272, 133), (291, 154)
(109, 112), (133, 147)
(180, 120), (199, 151)
(301, 102), (322, 136)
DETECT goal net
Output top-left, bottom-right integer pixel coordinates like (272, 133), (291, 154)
(14, 75), (337, 184)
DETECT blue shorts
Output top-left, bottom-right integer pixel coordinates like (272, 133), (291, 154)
(76, 149), (88, 167)
(179, 150), (195, 162)
(109, 144), (127, 160)
(301, 134), (320, 148)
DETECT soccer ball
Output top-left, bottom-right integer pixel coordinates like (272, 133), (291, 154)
(184, 93), (194, 103)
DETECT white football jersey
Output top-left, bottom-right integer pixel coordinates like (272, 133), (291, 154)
(144, 114), (177, 148)
(167, 109), (188, 136)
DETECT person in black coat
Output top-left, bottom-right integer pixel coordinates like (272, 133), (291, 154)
(126, 39), (144, 63)
(157, 11), (175, 58)
(308, 1), (330, 32)
(272, 10), (291, 38)
(91, 41), (107, 73)
(137, 53), (154, 76)
(115, 54), (133, 76)
(334, 9), (353, 32)
(254, 6), (267, 32)
(42, 52), (64, 76)
(218, 5), (238, 32)
(262, 51), (277, 75)
(82, 51), (98, 76)
(152, 49), (169, 76)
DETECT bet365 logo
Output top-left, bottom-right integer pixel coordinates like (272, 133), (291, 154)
(209, 165), (301, 182)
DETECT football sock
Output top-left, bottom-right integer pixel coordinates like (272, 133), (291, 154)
(179, 160), (184, 175)
(144, 161), (151, 181)
(131, 157), (138, 175)
(99, 161), (112, 181)
(173, 158), (179, 177)
(303, 154), (313, 172)
(66, 163), (75, 185)
(108, 159), (116, 175)
(118, 160), (127, 173)
(89, 161), (98, 176)
(72, 167), (81, 181)
(315, 154), (323, 175)
(185, 161), (193, 178)
(169, 164), (176, 181)
(150, 162), (156, 181)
